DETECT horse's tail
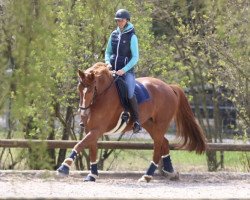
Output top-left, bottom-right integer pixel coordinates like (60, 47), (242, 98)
(170, 85), (207, 154)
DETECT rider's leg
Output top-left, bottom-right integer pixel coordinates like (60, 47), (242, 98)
(128, 96), (141, 133)
(124, 72), (141, 133)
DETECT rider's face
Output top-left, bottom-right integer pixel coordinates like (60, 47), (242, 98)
(116, 19), (127, 30)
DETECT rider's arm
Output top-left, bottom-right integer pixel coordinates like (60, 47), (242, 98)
(122, 34), (139, 73)
(105, 35), (112, 65)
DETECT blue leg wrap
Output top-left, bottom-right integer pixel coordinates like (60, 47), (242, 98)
(90, 163), (98, 176)
(162, 154), (174, 173)
(57, 164), (69, 175)
(138, 161), (158, 182)
(69, 150), (77, 160)
(84, 175), (96, 182)
(146, 161), (158, 176)
(84, 162), (99, 182)
(57, 150), (77, 175)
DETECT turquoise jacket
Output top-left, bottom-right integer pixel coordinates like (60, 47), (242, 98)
(105, 22), (139, 72)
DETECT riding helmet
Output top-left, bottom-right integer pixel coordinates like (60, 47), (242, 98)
(115, 9), (130, 21)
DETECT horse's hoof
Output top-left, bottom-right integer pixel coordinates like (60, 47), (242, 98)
(84, 174), (98, 182)
(138, 175), (152, 183)
(162, 170), (179, 181)
(56, 164), (69, 176)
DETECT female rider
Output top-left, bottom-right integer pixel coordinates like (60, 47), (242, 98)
(105, 9), (141, 133)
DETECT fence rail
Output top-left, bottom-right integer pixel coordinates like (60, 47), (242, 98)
(0, 139), (249, 151)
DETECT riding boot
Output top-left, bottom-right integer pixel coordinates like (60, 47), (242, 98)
(128, 96), (142, 133)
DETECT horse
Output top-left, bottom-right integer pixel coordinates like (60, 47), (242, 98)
(57, 62), (207, 182)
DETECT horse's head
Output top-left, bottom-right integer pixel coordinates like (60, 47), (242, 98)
(77, 62), (113, 115)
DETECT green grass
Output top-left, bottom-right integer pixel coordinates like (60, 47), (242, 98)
(103, 149), (250, 172)
(1, 147), (249, 172)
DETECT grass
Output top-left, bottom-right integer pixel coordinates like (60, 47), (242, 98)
(0, 146), (249, 172)
(103, 149), (250, 172)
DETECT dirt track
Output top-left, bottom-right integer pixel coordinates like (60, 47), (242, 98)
(0, 170), (249, 200)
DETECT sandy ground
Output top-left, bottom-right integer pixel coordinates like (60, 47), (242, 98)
(0, 170), (249, 200)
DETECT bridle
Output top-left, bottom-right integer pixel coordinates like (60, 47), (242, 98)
(79, 84), (98, 111)
(79, 72), (119, 110)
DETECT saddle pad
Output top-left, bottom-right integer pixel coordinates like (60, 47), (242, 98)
(115, 78), (150, 111)
(134, 81), (150, 104)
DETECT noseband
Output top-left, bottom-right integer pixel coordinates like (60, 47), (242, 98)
(79, 73), (119, 110)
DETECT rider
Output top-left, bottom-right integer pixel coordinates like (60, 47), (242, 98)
(105, 9), (141, 133)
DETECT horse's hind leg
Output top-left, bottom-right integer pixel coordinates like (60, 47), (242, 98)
(138, 121), (167, 182)
(139, 118), (179, 182)
(160, 138), (179, 180)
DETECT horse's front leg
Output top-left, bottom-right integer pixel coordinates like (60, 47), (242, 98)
(83, 143), (99, 182)
(57, 130), (100, 181)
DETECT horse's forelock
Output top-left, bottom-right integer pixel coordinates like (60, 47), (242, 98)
(91, 62), (110, 77)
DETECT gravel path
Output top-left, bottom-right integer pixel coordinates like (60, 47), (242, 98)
(0, 170), (249, 200)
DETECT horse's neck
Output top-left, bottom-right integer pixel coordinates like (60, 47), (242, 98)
(99, 75), (119, 105)
(85, 73), (122, 131)
(97, 74), (113, 94)
(102, 77), (118, 102)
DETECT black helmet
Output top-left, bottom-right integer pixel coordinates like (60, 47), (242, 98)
(115, 9), (130, 21)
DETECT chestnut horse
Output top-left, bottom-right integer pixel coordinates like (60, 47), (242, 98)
(57, 62), (207, 182)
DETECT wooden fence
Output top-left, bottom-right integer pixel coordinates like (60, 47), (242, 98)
(0, 139), (249, 151)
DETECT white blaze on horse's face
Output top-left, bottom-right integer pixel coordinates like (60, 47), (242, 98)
(80, 87), (91, 116)
(81, 87), (88, 108)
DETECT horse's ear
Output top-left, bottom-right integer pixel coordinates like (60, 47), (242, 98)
(86, 71), (95, 82)
(78, 69), (85, 79)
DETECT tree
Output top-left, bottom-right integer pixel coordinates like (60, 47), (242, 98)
(150, 0), (249, 171)
(0, 0), (58, 169)
(0, 0), (155, 170)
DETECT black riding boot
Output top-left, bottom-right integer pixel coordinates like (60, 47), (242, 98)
(129, 96), (142, 133)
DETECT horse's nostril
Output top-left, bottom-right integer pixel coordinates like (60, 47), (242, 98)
(79, 122), (85, 127)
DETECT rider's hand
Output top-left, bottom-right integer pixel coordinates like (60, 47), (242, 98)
(116, 69), (125, 76)
(107, 64), (112, 70)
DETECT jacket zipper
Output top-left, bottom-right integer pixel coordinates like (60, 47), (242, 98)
(114, 33), (122, 71)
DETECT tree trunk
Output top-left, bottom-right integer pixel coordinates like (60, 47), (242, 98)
(56, 106), (73, 168)
(206, 151), (217, 171)
(47, 117), (56, 170)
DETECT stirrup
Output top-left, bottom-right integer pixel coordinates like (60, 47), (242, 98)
(79, 122), (84, 127)
(133, 121), (141, 133)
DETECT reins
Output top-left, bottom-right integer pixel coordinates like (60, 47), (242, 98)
(79, 72), (119, 110)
